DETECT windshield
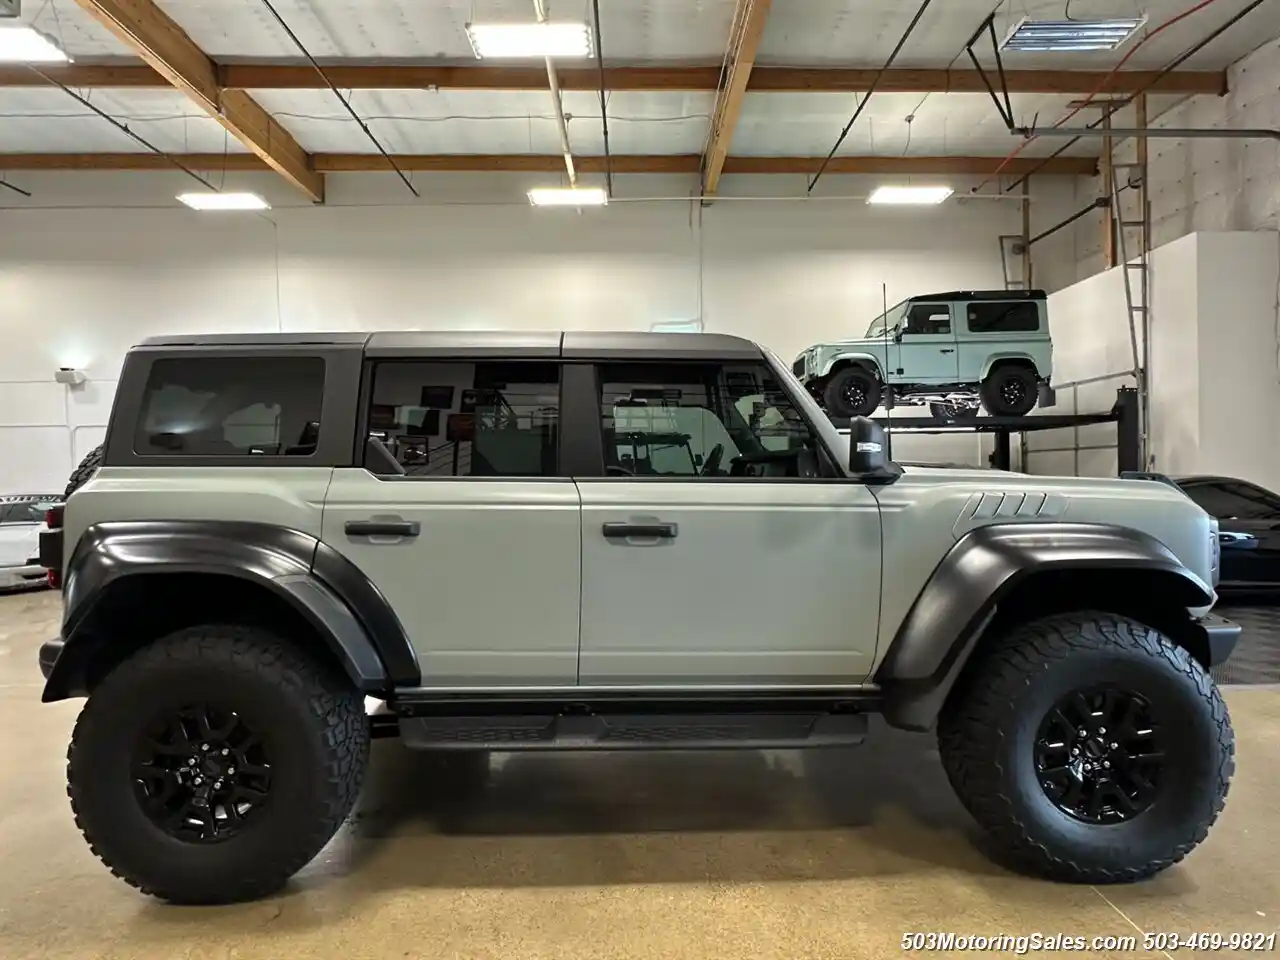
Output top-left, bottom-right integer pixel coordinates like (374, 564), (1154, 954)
(865, 300), (908, 338)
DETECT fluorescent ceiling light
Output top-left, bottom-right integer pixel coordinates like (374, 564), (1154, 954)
(867, 185), (953, 206)
(176, 192), (271, 211)
(0, 25), (70, 62)
(528, 186), (608, 207)
(1000, 17), (1145, 52)
(466, 22), (593, 59)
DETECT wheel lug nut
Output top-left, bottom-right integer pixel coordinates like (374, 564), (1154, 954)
(1098, 727), (1107, 735)
(201, 744), (209, 752)
(227, 767), (235, 775)
(1071, 747), (1080, 755)
(1103, 761), (1110, 769)
(1110, 742), (1118, 749)
(1078, 729), (1087, 737)
(221, 748), (229, 755)
(194, 776), (203, 785)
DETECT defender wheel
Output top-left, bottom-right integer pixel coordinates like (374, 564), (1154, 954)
(980, 365), (1038, 416)
(67, 624), (370, 904)
(938, 612), (1233, 883)
(823, 367), (882, 418)
(64, 444), (104, 497)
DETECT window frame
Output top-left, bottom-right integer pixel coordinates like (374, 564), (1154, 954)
(355, 356), (572, 481)
(963, 300), (1042, 335)
(105, 346), (362, 469)
(902, 302), (953, 337)
(572, 357), (845, 482)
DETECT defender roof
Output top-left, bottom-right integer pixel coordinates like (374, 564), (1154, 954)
(909, 289), (1048, 302)
(137, 330), (763, 361)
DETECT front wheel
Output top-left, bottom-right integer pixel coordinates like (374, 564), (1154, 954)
(67, 625), (370, 903)
(938, 612), (1233, 883)
(928, 402), (979, 421)
(823, 367), (882, 418)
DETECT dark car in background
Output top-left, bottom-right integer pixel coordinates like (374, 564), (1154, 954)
(1174, 475), (1280, 597)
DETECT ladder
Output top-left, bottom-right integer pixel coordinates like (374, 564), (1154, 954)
(1110, 158), (1151, 467)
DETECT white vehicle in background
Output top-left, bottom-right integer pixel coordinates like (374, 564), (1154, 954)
(0, 496), (59, 590)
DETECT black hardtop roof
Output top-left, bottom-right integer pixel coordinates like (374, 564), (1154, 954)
(136, 330), (764, 361)
(909, 289), (1047, 302)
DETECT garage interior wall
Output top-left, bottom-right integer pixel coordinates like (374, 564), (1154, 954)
(0, 172), (1079, 492)
(1029, 230), (1280, 487)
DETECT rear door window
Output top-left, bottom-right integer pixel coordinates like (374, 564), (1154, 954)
(135, 357), (325, 457)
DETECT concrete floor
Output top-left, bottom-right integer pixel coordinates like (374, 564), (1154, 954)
(1, 589), (1277, 960)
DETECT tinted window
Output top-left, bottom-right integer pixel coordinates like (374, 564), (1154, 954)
(905, 303), (951, 335)
(366, 361), (559, 477)
(1183, 481), (1280, 520)
(598, 361), (820, 479)
(966, 301), (1040, 333)
(136, 358), (325, 457)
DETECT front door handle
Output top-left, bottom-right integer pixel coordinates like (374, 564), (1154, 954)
(940, 348), (955, 353)
(345, 519), (420, 538)
(602, 522), (678, 539)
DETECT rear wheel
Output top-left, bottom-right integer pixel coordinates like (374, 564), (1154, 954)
(823, 366), (882, 418)
(67, 624), (370, 903)
(928, 402), (979, 421)
(938, 612), (1233, 883)
(980, 365), (1038, 416)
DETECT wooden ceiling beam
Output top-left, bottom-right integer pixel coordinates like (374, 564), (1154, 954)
(64, 0), (323, 201)
(703, 0), (773, 197)
(0, 153), (1099, 176)
(0, 63), (1226, 96)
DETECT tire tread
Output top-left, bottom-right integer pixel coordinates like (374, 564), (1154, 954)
(938, 611), (1234, 883)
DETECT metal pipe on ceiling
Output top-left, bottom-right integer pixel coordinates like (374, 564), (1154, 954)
(1015, 126), (1280, 140)
(534, 0), (577, 189)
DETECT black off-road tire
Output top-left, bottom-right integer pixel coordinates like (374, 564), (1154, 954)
(64, 444), (104, 497)
(979, 365), (1038, 416)
(823, 366), (882, 418)
(938, 612), (1233, 883)
(67, 625), (370, 904)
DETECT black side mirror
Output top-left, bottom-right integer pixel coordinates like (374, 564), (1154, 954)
(893, 328), (904, 342)
(848, 417), (899, 484)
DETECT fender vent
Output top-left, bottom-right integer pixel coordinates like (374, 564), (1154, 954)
(954, 491), (1068, 536)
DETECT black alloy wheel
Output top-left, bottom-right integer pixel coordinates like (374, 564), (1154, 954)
(1033, 686), (1163, 825)
(1000, 377), (1028, 410)
(134, 704), (272, 843)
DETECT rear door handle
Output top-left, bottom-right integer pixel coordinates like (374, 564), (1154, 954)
(345, 520), (420, 538)
(940, 348), (955, 353)
(602, 522), (678, 539)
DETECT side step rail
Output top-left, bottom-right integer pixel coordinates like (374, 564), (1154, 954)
(398, 711), (869, 751)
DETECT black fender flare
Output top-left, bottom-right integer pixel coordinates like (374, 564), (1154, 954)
(44, 521), (418, 700)
(875, 522), (1215, 732)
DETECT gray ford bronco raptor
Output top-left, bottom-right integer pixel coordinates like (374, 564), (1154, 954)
(40, 331), (1238, 904)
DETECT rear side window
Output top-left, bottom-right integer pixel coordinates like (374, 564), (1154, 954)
(366, 361), (559, 477)
(135, 357), (325, 457)
(966, 301), (1040, 334)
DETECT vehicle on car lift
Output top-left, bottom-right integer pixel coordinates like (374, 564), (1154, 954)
(792, 289), (1055, 420)
(42, 330), (1234, 904)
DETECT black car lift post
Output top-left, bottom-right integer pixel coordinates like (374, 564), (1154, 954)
(842, 388), (1140, 474)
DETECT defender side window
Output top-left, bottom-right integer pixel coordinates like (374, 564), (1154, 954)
(135, 357), (325, 457)
(966, 301), (1040, 334)
(596, 361), (825, 479)
(904, 303), (952, 335)
(364, 361), (559, 478)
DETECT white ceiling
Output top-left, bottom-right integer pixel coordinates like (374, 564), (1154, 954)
(2, 0), (1274, 164)
(24, 0), (1276, 68)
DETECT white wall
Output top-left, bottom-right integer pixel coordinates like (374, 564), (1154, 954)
(1028, 230), (1280, 489)
(0, 170), (1079, 490)
(1073, 37), (1280, 281)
